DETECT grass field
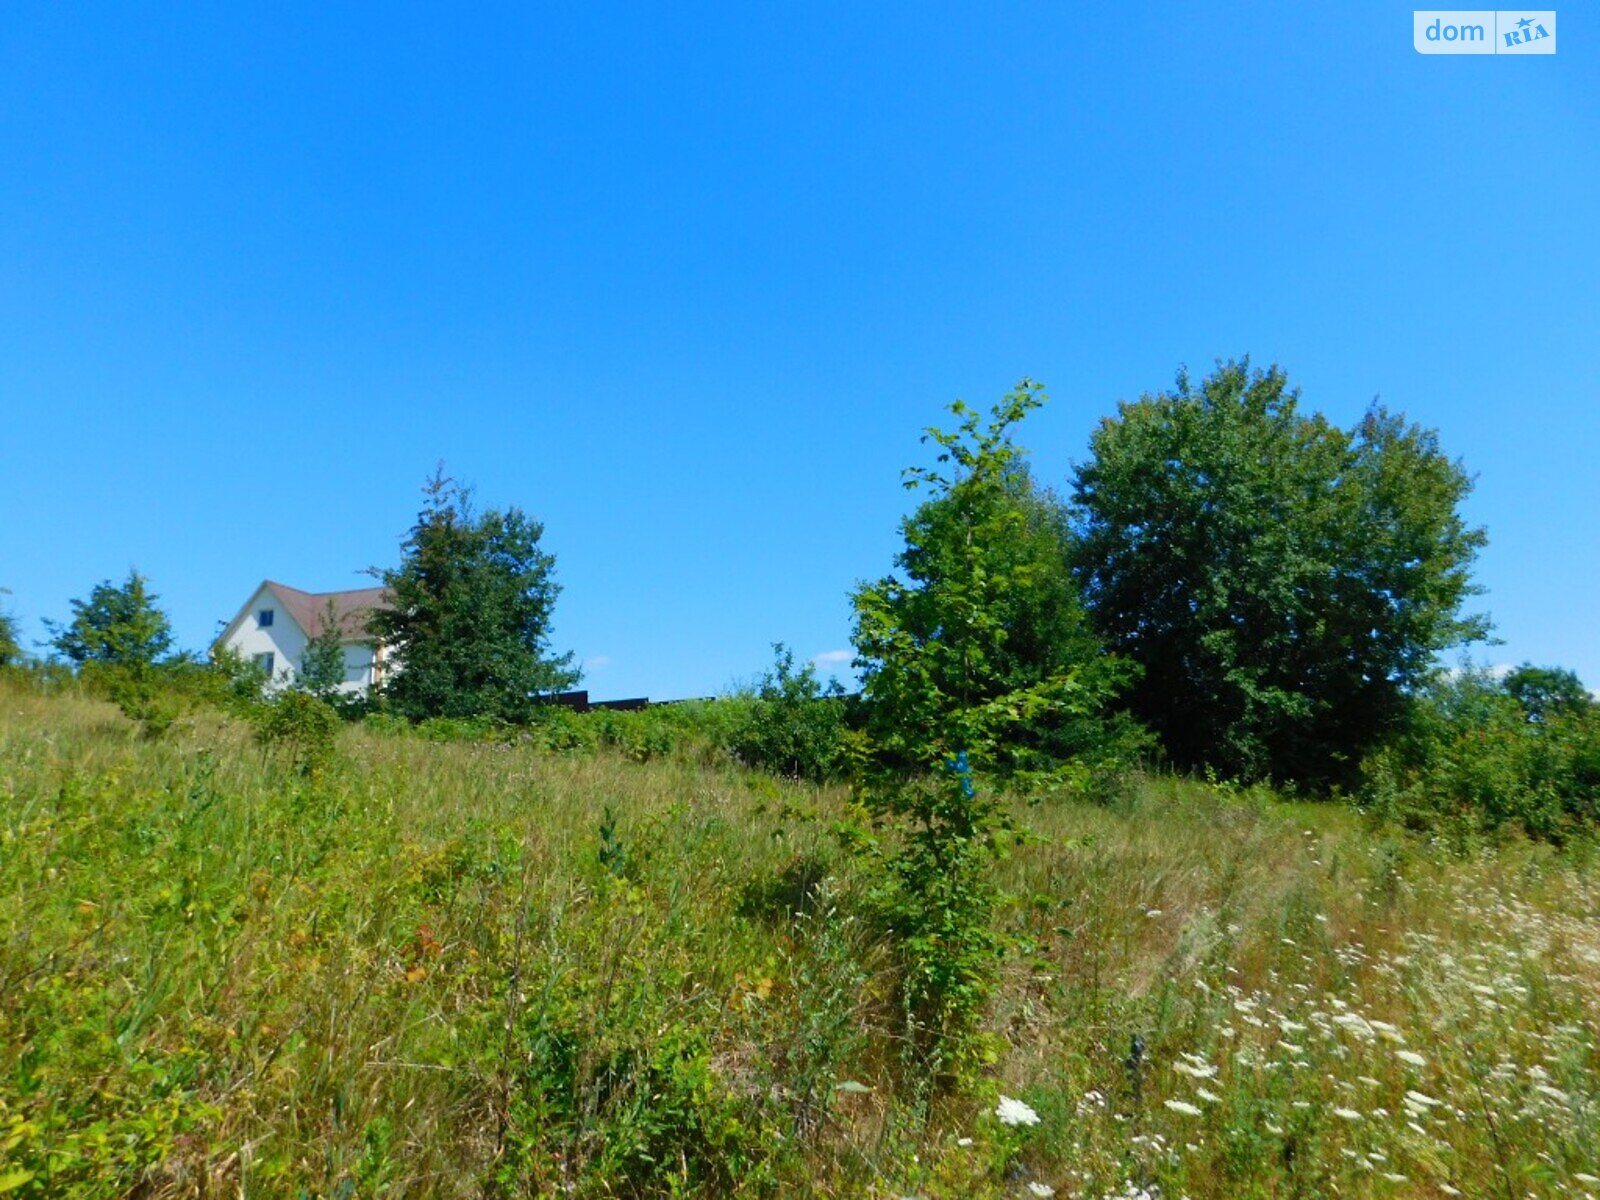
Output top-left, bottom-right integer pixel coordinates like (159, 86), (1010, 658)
(3, 684), (1598, 1197)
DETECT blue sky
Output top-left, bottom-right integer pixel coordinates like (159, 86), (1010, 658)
(2, 3), (1595, 699)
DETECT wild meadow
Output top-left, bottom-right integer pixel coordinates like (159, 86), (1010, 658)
(4, 681), (1598, 1198)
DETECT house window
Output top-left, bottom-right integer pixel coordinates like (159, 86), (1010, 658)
(258, 609), (274, 628)
(255, 652), (276, 676)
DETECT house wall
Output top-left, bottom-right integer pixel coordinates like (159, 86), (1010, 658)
(218, 584), (378, 695)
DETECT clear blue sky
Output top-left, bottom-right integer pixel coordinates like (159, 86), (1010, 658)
(2, 3), (1595, 699)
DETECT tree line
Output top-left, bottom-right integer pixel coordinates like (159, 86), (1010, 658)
(4, 358), (1594, 834)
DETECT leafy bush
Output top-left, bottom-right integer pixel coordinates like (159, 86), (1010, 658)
(522, 703), (602, 752)
(199, 646), (271, 715)
(367, 683), (846, 782)
(78, 661), (182, 740)
(251, 690), (342, 777)
(854, 751), (1010, 1086)
(414, 713), (514, 743)
(501, 1006), (773, 1195)
(1362, 667), (1600, 841)
(728, 645), (850, 782)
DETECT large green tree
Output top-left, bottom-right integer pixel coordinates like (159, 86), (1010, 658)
(1503, 664), (1591, 723)
(1070, 359), (1489, 787)
(851, 381), (1136, 779)
(47, 570), (175, 668)
(371, 472), (579, 722)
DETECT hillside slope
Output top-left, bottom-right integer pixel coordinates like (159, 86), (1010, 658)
(2, 687), (1597, 1197)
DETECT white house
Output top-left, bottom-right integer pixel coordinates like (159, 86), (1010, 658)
(214, 580), (393, 695)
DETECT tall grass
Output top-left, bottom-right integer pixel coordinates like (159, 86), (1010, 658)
(2, 683), (1597, 1197)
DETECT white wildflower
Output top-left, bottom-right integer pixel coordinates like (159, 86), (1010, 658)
(1333, 1107), (1363, 1121)
(1027, 1185), (1055, 1198)
(1165, 1099), (1203, 1116)
(1395, 1050), (1426, 1068)
(1173, 1061), (1217, 1079)
(1196, 1087), (1221, 1103)
(995, 1095), (1040, 1127)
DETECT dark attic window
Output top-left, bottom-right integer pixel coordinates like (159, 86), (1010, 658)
(259, 609), (274, 628)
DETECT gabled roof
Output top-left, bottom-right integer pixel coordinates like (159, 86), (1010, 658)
(263, 581), (392, 641)
(215, 579), (392, 649)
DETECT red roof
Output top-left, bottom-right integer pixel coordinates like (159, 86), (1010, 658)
(263, 581), (392, 642)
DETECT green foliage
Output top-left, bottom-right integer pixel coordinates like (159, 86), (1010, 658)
(847, 385), (1132, 1084)
(370, 469), (580, 722)
(1504, 663), (1592, 723)
(1071, 359), (1489, 788)
(501, 1002), (775, 1195)
(297, 597), (350, 701)
(729, 644), (850, 782)
(203, 644), (271, 715)
(860, 753), (1009, 1085)
(251, 689), (342, 777)
(1362, 667), (1600, 841)
(851, 381), (1138, 781)
(46, 569), (174, 669)
(97, 663), (182, 740)
(0, 589), (22, 669)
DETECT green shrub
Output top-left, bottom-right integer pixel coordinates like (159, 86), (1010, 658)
(855, 751), (1009, 1087)
(415, 714), (513, 743)
(1362, 667), (1600, 841)
(728, 645), (850, 783)
(501, 1008), (776, 1195)
(524, 703), (601, 752)
(592, 706), (683, 762)
(251, 690), (342, 777)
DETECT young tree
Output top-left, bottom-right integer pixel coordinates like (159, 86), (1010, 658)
(296, 598), (349, 701)
(47, 570), (175, 668)
(851, 381), (1135, 779)
(847, 382), (1136, 1081)
(370, 471), (579, 722)
(1070, 359), (1489, 787)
